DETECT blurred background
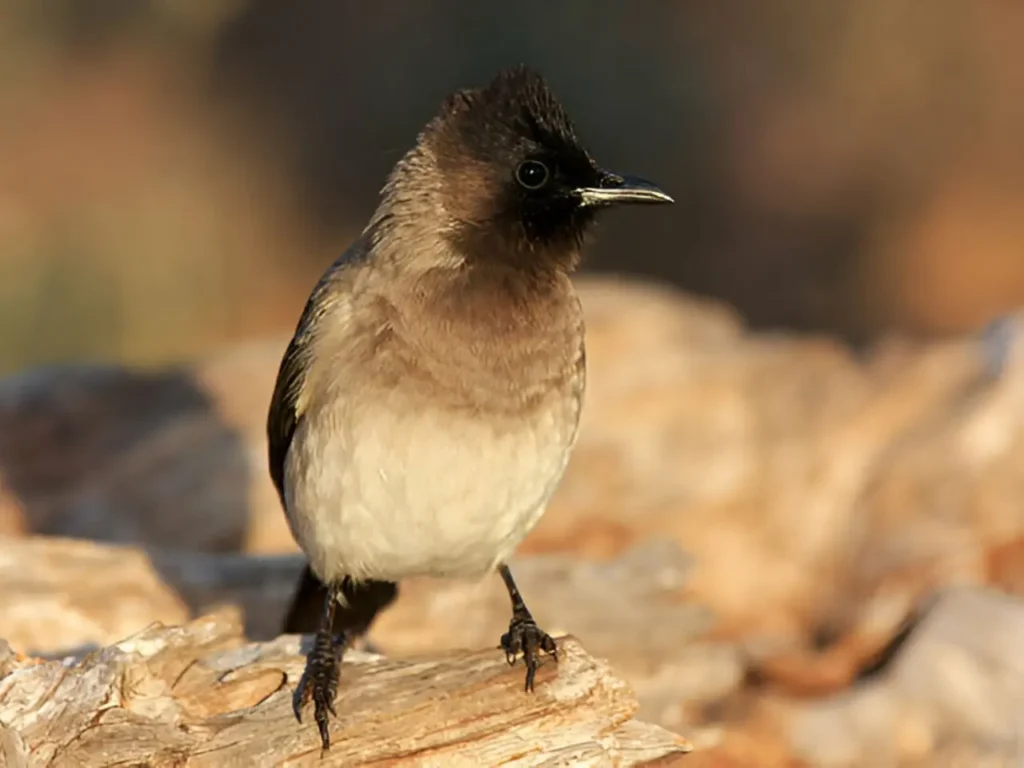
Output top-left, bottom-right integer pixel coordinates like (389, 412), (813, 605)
(3, 0), (1024, 373)
(5, 3), (1024, 766)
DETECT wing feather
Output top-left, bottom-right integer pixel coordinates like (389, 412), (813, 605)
(265, 238), (371, 503)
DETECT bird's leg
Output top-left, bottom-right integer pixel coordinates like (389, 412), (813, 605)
(498, 563), (558, 692)
(293, 583), (347, 752)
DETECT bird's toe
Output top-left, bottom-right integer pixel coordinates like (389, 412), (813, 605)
(500, 612), (558, 692)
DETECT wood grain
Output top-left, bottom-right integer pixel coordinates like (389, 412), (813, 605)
(0, 609), (691, 767)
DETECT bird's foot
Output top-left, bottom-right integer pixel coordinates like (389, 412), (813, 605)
(294, 625), (344, 751)
(500, 606), (558, 692)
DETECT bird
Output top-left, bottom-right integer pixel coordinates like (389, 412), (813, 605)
(266, 64), (673, 751)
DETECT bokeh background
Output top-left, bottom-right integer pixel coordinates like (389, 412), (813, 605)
(5, 3), (1024, 766)
(3, 0), (1024, 373)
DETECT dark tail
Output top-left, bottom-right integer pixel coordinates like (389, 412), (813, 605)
(283, 565), (399, 639)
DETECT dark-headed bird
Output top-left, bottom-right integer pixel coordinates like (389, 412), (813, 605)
(267, 65), (673, 750)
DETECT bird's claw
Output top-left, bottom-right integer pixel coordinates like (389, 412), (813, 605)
(500, 610), (558, 692)
(294, 627), (343, 750)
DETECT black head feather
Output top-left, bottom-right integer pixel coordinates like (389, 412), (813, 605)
(441, 65), (584, 163)
(430, 65), (604, 258)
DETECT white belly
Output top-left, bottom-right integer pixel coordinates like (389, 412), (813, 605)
(283, 392), (579, 584)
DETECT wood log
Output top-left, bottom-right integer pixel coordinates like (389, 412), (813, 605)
(0, 535), (739, 739)
(0, 609), (692, 766)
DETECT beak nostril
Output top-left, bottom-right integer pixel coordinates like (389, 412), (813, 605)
(599, 173), (625, 189)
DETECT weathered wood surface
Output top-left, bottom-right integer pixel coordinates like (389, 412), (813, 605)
(0, 610), (692, 767)
(0, 535), (737, 741)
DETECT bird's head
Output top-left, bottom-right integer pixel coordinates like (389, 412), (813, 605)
(398, 65), (673, 270)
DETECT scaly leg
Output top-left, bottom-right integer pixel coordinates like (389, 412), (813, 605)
(293, 585), (346, 751)
(498, 563), (558, 692)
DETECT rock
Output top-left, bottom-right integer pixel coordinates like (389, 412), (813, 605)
(0, 338), (293, 555)
(535, 278), (990, 649)
(804, 312), (1024, 684)
(0, 536), (301, 655)
(0, 535), (188, 656)
(0, 609), (693, 766)
(790, 586), (1024, 767)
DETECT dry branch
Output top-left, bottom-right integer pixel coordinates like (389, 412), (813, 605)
(0, 610), (691, 767)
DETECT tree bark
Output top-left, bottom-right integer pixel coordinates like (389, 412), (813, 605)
(0, 609), (692, 767)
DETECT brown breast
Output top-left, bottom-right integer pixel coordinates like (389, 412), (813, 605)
(370, 263), (587, 418)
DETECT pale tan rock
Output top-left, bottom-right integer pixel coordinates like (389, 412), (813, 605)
(680, 693), (803, 768)
(0, 535), (303, 654)
(534, 278), (991, 648)
(0, 535), (188, 655)
(0, 610), (692, 766)
(817, 314), (1024, 665)
(790, 586), (1024, 768)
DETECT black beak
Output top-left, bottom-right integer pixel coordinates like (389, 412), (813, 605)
(575, 171), (674, 207)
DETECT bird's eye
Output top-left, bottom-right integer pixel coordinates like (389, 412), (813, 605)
(515, 160), (550, 190)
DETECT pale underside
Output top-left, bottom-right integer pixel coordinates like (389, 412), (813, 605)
(284, 380), (581, 585)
